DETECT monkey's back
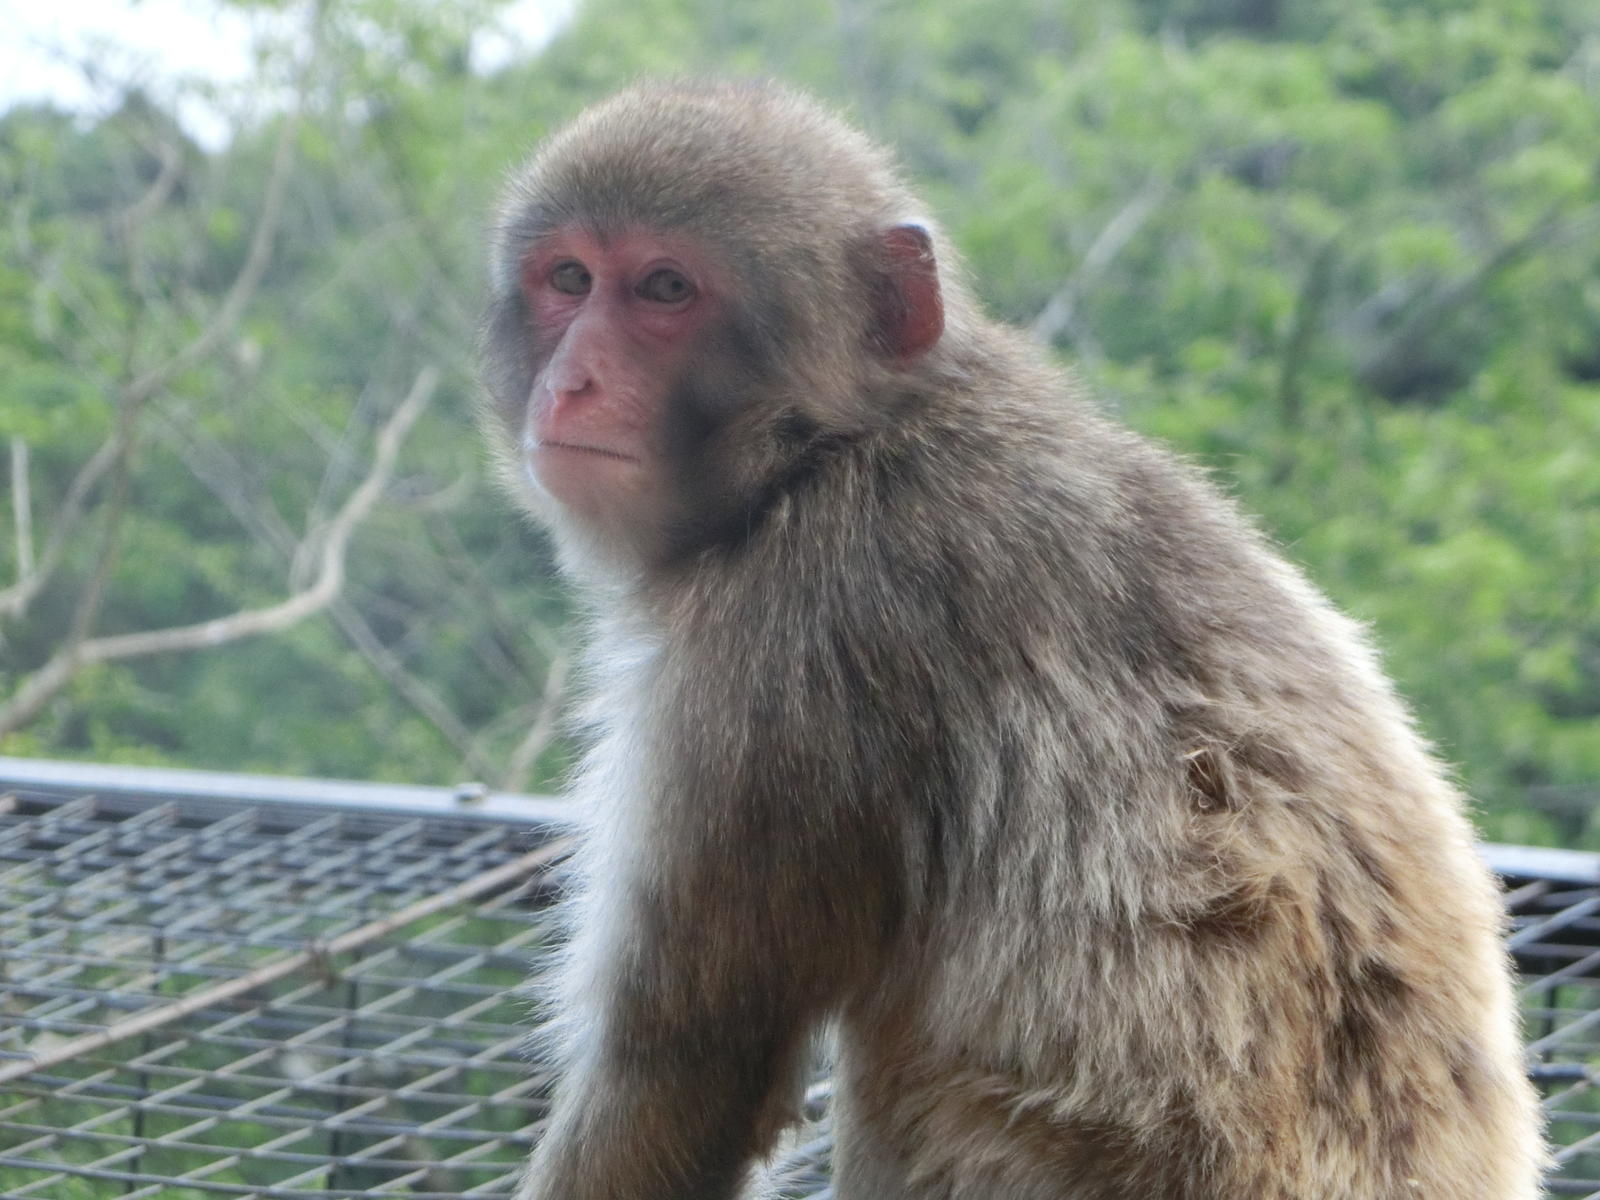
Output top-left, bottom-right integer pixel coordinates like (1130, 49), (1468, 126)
(658, 344), (1544, 1198)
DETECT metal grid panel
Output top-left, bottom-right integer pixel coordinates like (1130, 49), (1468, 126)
(0, 766), (1595, 1198)
(1506, 865), (1600, 1199)
(0, 778), (562, 1198)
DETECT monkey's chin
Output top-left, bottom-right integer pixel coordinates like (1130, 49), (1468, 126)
(529, 441), (646, 509)
(526, 449), (668, 578)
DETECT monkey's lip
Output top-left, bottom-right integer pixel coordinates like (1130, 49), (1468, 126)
(535, 439), (641, 464)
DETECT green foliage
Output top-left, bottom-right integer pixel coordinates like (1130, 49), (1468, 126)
(0, 0), (1594, 842)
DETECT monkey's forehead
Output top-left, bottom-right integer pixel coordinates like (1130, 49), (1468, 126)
(500, 80), (915, 254)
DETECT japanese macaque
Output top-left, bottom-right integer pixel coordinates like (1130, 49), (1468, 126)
(479, 80), (1544, 1200)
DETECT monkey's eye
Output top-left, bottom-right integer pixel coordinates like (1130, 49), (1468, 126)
(637, 268), (695, 305)
(549, 261), (592, 295)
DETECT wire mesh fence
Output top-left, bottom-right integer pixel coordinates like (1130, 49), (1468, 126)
(0, 762), (1596, 1198)
(0, 768), (563, 1199)
(1504, 853), (1600, 1199)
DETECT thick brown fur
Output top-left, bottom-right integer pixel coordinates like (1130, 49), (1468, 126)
(481, 79), (1544, 1199)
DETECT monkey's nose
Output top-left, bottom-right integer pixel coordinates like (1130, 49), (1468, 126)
(550, 376), (598, 411)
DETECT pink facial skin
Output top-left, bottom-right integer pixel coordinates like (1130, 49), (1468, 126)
(519, 228), (728, 539)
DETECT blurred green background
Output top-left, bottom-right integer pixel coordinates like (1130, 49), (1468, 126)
(0, 0), (1595, 846)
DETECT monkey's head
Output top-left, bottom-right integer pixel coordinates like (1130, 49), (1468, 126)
(480, 80), (958, 580)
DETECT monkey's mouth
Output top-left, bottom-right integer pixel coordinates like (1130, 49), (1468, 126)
(536, 440), (641, 464)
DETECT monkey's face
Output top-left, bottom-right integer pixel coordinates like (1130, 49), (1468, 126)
(483, 83), (952, 580)
(511, 226), (735, 565)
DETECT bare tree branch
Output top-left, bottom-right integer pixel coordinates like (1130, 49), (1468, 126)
(426, 513), (566, 684)
(117, 136), (184, 237)
(63, 394), (140, 654)
(499, 650), (572, 793)
(8, 439), (33, 582)
(1029, 177), (1168, 349)
(0, 435), (118, 621)
(0, 59), (309, 627)
(153, 392), (497, 776)
(0, 369), (437, 739)
(328, 595), (500, 781)
(1359, 197), (1600, 394)
(124, 106), (302, 408)
(1275, 229), (1345, 424)
(0, 835), (568, 1086)
(154, 412), (297, 555)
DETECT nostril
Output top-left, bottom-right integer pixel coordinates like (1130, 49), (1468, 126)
(549, 376), (596, 410)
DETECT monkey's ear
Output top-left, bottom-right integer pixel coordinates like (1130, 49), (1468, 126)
(874, 224), (944, 361)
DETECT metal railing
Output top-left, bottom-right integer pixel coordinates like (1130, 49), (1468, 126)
(0, 758), (1595, 1198)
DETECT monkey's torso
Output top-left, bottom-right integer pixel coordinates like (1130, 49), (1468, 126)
(556, 361), (1542, 1200)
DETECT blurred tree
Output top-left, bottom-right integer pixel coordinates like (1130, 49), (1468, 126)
(0, 1), (571, 789)
(1, 0), (1595, 841)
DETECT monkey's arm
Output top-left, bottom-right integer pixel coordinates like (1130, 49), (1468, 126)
(517, 694), (894, 1200)
(518, 972), (807, 1200)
